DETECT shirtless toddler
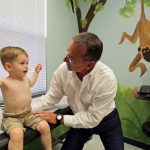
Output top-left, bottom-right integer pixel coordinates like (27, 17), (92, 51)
(0, 46), (52, 150)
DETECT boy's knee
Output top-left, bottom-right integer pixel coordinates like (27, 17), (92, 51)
(37, 120), (50, 133)
(9, 128), (24, 142)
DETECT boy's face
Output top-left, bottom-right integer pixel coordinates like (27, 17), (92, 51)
(6, 54), (29, 78)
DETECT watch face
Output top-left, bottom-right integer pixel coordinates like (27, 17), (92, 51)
(57, 115), (62, 120)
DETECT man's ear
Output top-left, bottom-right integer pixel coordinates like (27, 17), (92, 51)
(86, 61), (96, 70)
(4, 62), (12, 71)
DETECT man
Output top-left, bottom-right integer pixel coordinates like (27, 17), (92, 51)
(34, 32), (124, 150)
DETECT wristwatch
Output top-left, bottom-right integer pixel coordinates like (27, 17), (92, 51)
(56, 114), (63, 124)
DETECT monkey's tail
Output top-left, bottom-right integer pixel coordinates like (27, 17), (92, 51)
(140, 0), (146, 20)
(129, 52), (147, 77)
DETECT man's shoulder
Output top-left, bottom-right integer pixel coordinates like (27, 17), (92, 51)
(94, 61), (116, 79)
(59, 62), (67, 68)
(57, 62), (68, 72)
(95, 61), (113, 73)
(54, 62), (69, 77)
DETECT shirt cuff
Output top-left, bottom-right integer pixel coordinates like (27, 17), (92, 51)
(64, 115), (76, 128)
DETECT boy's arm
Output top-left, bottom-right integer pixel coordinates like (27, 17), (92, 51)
(28, 64), (42, 87)
(0, 77), (4, 88)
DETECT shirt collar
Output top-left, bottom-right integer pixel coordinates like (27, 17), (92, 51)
(84, 61), (100, 79)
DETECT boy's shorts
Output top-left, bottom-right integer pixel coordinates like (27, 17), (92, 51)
(2, 108), (43, 134)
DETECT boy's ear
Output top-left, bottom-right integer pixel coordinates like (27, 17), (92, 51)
(5, 62), (12, 71)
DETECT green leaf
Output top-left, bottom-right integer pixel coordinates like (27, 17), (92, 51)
(90, 0), (97, 5)
(145, 0), (150, 7)
(119, 3), (136, 18)
(94, 3), (104, 15)
(118, 0), (138, 18)
(65, 0), (71, 9)
(81, 18), (88, 28)
(73, 0), (79, 9)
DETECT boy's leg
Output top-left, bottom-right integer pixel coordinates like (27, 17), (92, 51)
(36, 120), (52, 150)
(8, 128), (24, 150)
(2, 117), (24, 150)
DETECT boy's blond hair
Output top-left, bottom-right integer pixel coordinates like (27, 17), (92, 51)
(0, 46), (28, 67)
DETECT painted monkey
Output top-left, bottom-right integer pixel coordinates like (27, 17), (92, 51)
(119, 0), (150, 77)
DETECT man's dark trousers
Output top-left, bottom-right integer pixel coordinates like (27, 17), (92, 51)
(61, 108), (124, 150)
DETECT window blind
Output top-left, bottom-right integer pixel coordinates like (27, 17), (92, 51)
(0, 0), (46, 102)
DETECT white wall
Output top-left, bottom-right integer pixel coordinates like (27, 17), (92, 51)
(46, 0), (78, 88)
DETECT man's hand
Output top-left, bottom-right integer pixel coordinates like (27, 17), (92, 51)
(35, 64), (42, 73)
(35, 111), (57, 124)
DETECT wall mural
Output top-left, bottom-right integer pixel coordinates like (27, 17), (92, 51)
(119, 0), (150, 77)
(117, 0), (150, 147)
(65, 0), (107, 32)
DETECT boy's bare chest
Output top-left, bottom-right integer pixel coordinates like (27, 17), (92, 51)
(2, 79), (30, 95)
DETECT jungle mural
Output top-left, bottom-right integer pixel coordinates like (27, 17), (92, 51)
(65, 0), (107, 32)
(119, 0), (150, 77)
(117, 0), (150, 147)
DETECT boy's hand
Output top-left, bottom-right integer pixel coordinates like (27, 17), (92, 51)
(35, 64), (42, 73)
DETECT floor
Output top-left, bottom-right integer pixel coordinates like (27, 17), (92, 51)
(53, 135), (144, 150)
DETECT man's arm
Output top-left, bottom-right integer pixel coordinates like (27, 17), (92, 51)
(35, 76), (117, 128)
(32, 64), (66, 112)
(28, 64), (42, 87)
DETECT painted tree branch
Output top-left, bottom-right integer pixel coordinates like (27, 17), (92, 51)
(75, 0), (107, 32)
(75, 6), (82, 32)
(84, 0), (107, 32)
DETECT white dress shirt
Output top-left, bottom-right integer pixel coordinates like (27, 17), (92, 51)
(32, 61), (117, 129)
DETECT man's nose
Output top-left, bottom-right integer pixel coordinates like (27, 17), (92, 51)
(63, 55), (68, 62)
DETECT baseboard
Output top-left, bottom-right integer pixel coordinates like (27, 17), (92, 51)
(124, 137), (150, 150)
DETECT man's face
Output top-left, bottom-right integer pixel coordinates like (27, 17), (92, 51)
(63, 40), (89, 73)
